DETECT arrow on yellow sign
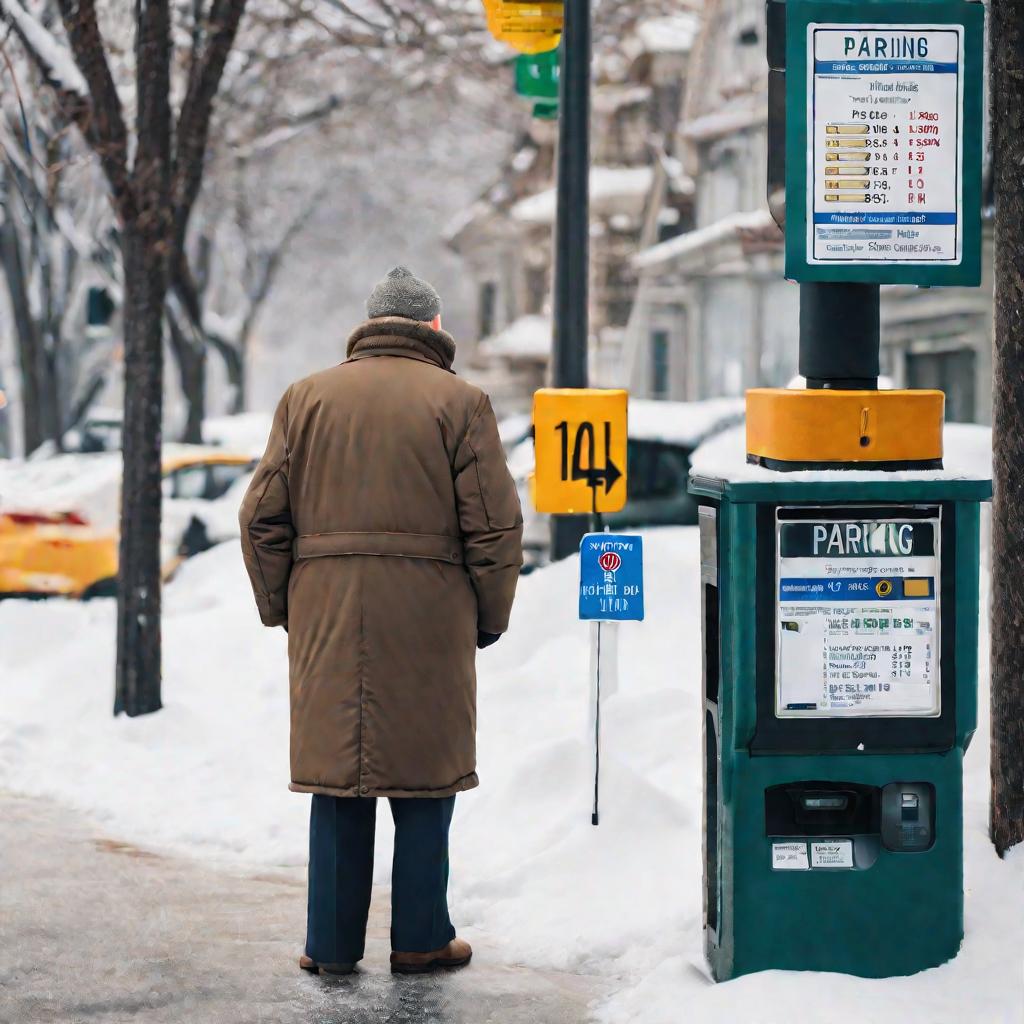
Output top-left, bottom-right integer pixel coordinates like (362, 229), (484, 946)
(532, 388), (628, 514)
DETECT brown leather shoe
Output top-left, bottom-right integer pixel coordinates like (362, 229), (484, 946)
(390, 937), (472, 975)
(299, 954), (356, 976)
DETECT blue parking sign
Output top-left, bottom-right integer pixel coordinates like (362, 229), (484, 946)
(579, 534), (644, 621)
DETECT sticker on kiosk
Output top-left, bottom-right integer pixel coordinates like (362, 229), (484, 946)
(775, 513), (940, 718)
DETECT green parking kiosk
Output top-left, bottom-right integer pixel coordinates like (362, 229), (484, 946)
(691, 0), (989, 982)
(693, 469), (990, 981)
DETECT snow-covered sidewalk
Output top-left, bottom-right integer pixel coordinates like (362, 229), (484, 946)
(1, 528), (1021, 1023)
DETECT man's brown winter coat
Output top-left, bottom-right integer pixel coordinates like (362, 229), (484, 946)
(239, 317), (523, 799)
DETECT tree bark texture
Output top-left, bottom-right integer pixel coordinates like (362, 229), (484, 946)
(113, 226), (166, 716)
(167, 303), (207, 443)
(990, 0), (1024, 856)
(112, 0), (173, 717)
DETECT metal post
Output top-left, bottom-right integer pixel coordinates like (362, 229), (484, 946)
(589, 620), (602, 825)
(768, 1), (881, 394)
(550, 0), (591, 561)
(799, 282), (880, 390)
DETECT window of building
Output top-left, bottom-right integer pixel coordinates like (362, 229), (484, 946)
(526, 266), (548, 315)
(650, 329), (670, 398)
(905, 348), (977, 423)
(478, 281), (497, 339)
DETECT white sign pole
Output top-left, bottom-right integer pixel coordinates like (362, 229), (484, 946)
(588, 619), (620, 826)
(588, 620), (602, 826)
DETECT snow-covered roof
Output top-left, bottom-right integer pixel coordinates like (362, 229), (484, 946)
(593, 85), (652, 115)
(628, 397), (746, 447)
(690, 422), (993, 485)
(442, 199), (505, 247)
(634, 13), (701, 55)
(683, 101), (769, 143)
(511, 167), (659, 225)
(633, 208), (779, 270)
(480, 315), (551, 362)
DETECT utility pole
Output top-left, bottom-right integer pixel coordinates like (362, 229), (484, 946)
(989, 0), (1024, 857)
(550, 0), (591, 560)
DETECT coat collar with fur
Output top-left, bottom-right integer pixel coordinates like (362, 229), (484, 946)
(346, 316), (457, 372)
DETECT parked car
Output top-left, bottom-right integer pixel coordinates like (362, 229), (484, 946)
(512, 397), (745, 568)
(0, 447), (256, 599)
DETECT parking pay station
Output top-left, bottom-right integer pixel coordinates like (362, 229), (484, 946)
(692, 0), (989, 981)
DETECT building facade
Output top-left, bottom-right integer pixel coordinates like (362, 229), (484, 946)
(444, 12), (701, 416)
(627, 0), (993, 422)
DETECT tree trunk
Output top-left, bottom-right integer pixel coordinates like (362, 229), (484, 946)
(166, 305), (206, 443)
(114, 226), (165, 717)
(990, 0), (1024, 856)
(0, 204), (45, 454)
(207, 331), (246, 413)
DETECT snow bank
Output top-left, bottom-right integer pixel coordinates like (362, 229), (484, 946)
(0, 524), (1019, 1022)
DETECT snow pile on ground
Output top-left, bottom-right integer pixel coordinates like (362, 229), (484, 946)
(0, 527), (1021, 1023)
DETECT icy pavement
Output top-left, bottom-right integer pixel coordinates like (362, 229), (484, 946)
(0, 791), (601, 1024)
(3, 527), (1023, 1022)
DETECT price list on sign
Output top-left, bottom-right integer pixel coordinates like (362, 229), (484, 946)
(807, 24), (964, 265)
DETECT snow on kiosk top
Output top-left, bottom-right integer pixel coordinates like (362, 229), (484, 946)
(690, 422), (993, 501)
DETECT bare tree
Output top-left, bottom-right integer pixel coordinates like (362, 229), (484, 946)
(990, 0), (1024, 857)
(0, 82), (118, 455)
(0, 0), (247, 716)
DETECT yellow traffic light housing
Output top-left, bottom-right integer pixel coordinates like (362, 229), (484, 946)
(482, 1), (562, 55)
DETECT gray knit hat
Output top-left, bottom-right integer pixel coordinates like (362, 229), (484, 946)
(366, 266), (442, 322)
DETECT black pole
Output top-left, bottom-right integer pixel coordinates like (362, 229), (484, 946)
(799, 283), (880, 390)
(550, 0), (591, 561)
(766, 1), (880, 393)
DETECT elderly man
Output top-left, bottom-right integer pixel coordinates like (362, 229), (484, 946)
(239, 266), (523, 975)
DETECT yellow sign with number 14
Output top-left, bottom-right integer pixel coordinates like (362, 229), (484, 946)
(531, 388), (628, 514)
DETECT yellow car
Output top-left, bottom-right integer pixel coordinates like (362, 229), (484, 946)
(0, 449), (256, 599)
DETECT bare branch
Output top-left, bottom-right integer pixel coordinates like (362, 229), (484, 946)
(50, 0), (134, 220)
(172, 0), (246, 249)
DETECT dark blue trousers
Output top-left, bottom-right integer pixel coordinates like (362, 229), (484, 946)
(305, 795), (457, 965)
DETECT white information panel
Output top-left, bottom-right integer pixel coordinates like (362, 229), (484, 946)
(776, 515), (941, 719)
(807, 23), (964, 265)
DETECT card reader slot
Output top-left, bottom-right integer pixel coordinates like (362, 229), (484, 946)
(765, 781), (880, 837)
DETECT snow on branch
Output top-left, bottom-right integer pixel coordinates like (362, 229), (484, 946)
(0, 0), (87, 96)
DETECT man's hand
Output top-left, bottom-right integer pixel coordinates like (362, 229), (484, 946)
(477, 630), (501, 650)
